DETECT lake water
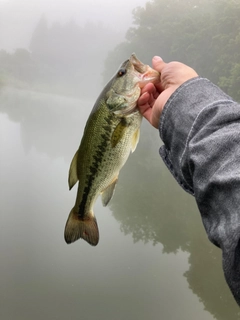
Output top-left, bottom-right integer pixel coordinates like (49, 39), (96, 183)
(0, 87), (239, 320)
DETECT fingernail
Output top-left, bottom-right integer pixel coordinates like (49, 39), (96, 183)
(153, 56), (163, 61)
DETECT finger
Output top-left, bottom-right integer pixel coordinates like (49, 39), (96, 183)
(152, 56), (166, 73)
(138, 92), (150, 106)
(141, 82), (155, 94)
(155, 82), (164, 93)
(139, 102), (153, 125)
(153, 88), (160, 100)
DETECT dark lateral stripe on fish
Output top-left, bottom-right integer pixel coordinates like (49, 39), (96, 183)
(78, 117), (113, 218)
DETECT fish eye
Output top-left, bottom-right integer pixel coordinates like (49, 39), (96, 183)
(118, 68), (126, 77)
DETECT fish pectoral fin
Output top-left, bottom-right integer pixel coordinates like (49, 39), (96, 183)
(68, 151), (79, 190)
(64, 208), (99, 246)
(131, 128), (140, 152)
(111, 119), (128, 148)
(101, 178), (118, 207)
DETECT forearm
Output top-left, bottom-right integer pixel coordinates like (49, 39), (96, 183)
(159, 77), (240, 304)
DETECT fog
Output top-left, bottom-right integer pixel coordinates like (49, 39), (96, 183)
(0, 0), (147, 51)
(1, 0), (239, 100)
(1, 0), (240, 319)
(0, 0), (151, 99)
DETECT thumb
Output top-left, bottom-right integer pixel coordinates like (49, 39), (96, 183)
(152, 56), (166, 73)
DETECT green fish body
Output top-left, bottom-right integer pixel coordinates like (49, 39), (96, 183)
(64, 54), (160, 246)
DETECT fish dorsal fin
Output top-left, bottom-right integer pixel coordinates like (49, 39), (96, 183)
(131, 128), (140, 152)
(111, 118), (128, 148)
(101, 178), (118, 206)
(68, 151), (79, 190)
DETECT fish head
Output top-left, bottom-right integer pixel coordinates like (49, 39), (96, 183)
(106, 53), (160, 116)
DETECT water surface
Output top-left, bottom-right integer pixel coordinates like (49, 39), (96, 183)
(0, 87), (239, 320)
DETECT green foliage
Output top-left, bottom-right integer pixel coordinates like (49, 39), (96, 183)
(104, 0), (240, 101)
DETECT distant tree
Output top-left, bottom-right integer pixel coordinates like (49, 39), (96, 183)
(11, 48), (36, 81)
(12, 48), (31, 63)
(29, 14), (49, 64)
(0, 50), (12, 71)
(0, 50), (12, 85)
(0, 15), (125, 96)
(0, 48), (38, 86)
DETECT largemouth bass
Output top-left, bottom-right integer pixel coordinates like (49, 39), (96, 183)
(64, 54), (160, 246)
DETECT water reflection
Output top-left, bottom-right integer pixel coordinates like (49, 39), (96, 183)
(0, 87), (94, 161)
(0, 87), (239, 319)
(110, 146), (240, 318)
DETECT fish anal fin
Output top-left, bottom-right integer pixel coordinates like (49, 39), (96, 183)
(64, 208), (99, 246)
(101, 178), (118, 206)
(111, 119), (128, 148)
(131, 128), (140, 152)
(68, 151), (79, 190)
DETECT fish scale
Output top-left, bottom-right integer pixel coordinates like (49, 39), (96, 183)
(78, 103), (117, 214)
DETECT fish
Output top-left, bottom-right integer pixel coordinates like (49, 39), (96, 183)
(64, 53), (160, 246)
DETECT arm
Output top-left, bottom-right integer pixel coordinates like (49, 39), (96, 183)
(138, 58), (240, 305)
(160, 77), (240, 304)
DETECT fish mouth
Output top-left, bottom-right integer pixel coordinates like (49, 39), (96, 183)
(112, 54), (160, 117)
(130, 53), (160, 88)
(130, 53), (147, 73)
(138, 72), (160, 88)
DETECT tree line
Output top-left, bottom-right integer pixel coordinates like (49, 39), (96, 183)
(1, 0), (240, 101)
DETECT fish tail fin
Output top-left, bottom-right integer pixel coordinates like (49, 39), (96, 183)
(64, 208), (99, 246)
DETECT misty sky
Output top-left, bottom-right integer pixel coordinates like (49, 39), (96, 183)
(0, 0), (148, 51)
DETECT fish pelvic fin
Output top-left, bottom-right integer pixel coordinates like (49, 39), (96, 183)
(131, 128), (140, 152)
(68, 151), (79, 190)
(64, 208), (99, 246)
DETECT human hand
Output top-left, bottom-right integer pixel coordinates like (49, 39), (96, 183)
(138, 56), (198, 128)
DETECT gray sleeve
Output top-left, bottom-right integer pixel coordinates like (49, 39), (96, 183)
(159, 77), (240, 305)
